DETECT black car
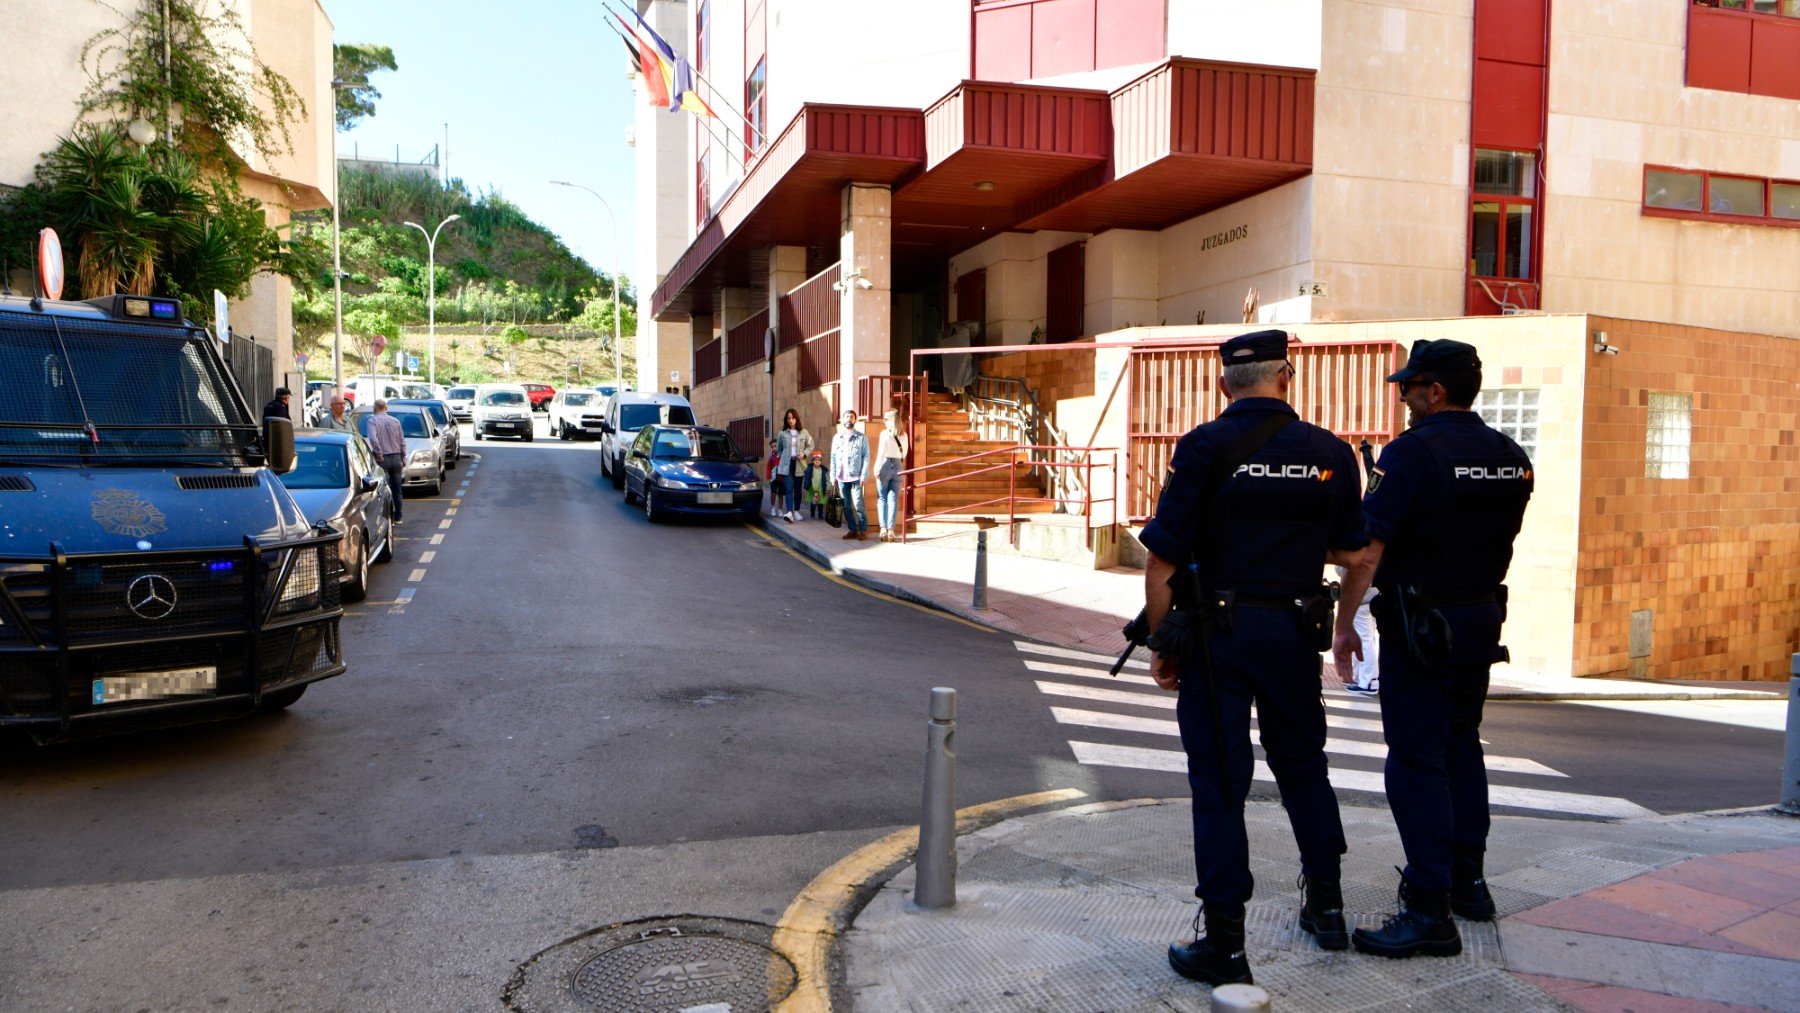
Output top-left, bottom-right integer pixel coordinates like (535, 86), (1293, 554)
(621, 425), (763, 522)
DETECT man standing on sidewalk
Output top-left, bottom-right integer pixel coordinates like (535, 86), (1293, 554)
(830, 409), (870, 541)
(363, 399), (408, 524)
(1140, 329), (1369, 986)
(1331, 339), (1533, 960)
(316, 396), (353, 432)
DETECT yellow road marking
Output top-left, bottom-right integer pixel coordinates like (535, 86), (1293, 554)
(771, 788), (1086, 1012)
(446, 508), (457, 516)
(420, 551), (435, 563)
(451, 498), (462, 506)
(438, 519), (452, 530)
(745, 525), (994, 633)
(408, 568), (426, 582)
(430, 534), (444, 545)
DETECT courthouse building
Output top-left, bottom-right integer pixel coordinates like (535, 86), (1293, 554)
(631, 0), (1800, 683)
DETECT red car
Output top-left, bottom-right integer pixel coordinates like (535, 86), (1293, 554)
(523, 383), (556, 412)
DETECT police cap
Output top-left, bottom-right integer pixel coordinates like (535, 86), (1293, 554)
(1219, 329), (1290, 364)
(1386, 339), (1480, 383)
(274, 386), (292, 396)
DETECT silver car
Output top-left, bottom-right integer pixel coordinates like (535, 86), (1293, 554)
(280, 430), (395, 602)
(390, 398), (462, 466)
(354, 406), (446, 496)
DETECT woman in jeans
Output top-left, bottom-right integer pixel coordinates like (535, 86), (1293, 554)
(775, 408), (814, 522)
(875, 408), (907, 541)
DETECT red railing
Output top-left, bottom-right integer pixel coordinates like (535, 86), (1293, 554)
(693, 337), (723, 387)
(856, 373), (926, 420)
(778, 263), (840, 351)
(799, 329), (840, 390)
(726, 307), (770, 374)
(899, 445), (1118, 543)
(727, 415), (767, 463)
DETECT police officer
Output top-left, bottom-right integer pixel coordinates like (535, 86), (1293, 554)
(1331, 339), (1532, 959)
(262, 387), (292, 422)
(1142, 329), (1369, 986)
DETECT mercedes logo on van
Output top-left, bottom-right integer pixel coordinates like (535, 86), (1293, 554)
(127, 574), (178, 620)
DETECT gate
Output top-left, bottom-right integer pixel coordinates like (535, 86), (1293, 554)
(1126, 339), (1404, 520)
(225, 334), (275, 414)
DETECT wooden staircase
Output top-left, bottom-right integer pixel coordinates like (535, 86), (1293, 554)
(912, 392), (1057, 518)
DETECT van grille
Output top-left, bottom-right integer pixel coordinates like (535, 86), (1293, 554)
(0, 556), (248, 644)
(0, 476), (34, 492)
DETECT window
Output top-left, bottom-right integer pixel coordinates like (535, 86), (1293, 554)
(696, 0), (710, 72)
(1643, 165), (1800, 227)
(744, 58), (766, 162)
(1645, 392), (1692, 480)
(696, 155), (710, 227)
(1470, 149), (1538, 282)
(1699, 0), (1800, 20)
(1473, 388), (1540, 458)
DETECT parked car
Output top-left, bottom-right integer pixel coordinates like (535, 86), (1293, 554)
(523, 382), (556, 412)
(548, 389), (609, 440)
(389, 398), (461, 466)
(281, 430), (394, 602)
(472, 384), (534, 441)
(592, 382), (628, 400)
(600, 392), (695, 488)
(446, 385), (476, 422)
(353, 405), (446, 495)
(621, 425), (762, 522)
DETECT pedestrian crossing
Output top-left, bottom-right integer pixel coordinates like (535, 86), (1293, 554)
(1013, 640), (1656, 821)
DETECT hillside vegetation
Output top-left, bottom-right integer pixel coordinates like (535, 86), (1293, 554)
(292, 167), (636, 386)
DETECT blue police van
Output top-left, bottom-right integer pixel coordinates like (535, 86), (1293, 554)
(0, 290), (345, 742)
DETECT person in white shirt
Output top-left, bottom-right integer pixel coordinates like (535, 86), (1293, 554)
(829, 409), (870, 541)
(875, 407), (907, 541)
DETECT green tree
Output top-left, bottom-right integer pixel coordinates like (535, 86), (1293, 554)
(332, 44), (397, 130)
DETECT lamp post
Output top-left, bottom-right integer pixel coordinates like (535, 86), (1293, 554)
(328, 77), (368, 393)
(549, 180), (624, 392)
(403, 214), (461, 387)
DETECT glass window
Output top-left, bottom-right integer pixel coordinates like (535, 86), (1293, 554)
(745, 59), (767, 161)
(696, 0), (710, 71)
(1773, 182), (1800, 220)
(1504, 205), (1534, 278)
(358, 412), (430, 438)
(564, 392), (595, 406)
(479, 391), (525, 406)
(448, 386), (475, 399)
(1474, 149), (1537, 197)
(279, 443), (350, 490)
(1645, 392), (1692, 480)
(1646, 169), (1704, 211)
(1471, 202), (1501, 277)
(653, 429), (739, 460)
(1708, 175), (1766, 216)
(619, 403), (697, 431)
(1473, 388), (1540, 458)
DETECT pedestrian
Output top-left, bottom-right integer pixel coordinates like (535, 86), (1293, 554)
(1331, 339), (1533, 960)
(1140, 329), (1369, 986)
(1333, 566), (1379, 695)
(363, 399), (408, 524)
(262, 386), (292, 421)
(776, 408), (814, 522)
(805, 450), (828, 519)
(829, 408), (869, 541)
(875, 407), (907, 541)
(767, 439), (786, 517)
(316, 396), (353, 432)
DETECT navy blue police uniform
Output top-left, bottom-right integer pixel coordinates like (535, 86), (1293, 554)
(1139, 331), (1368, 945)
(1361, 340), (1532, 904)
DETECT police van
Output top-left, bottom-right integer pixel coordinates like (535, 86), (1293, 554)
(0, 287), (345, 742)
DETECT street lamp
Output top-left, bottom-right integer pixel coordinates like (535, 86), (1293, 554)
(328, 77), (369, 393)
(403, 214), (461, 387)
(549, 180), (625, 393)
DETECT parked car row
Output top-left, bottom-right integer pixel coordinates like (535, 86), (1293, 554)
(280, 430), (396, 603)
(352, 403), (453, 496)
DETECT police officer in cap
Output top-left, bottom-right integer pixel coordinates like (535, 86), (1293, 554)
(1141, 329), (1370, 986)
(263, 387), (292, 422)
(1332, 339), (1532, 959)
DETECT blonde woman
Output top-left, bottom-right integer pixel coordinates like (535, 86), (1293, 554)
(875, 407), (907, 541)
(775, 408), (815, 522)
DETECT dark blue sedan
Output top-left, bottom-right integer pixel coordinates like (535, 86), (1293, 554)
(620, 425), (763, 523)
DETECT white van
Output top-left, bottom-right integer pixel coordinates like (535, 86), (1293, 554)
(600, 392), (694, 487)
(472, 383), (534, 441)
(347, 374), (442, 408)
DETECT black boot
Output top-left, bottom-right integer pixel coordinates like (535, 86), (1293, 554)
(1297, 875), (1348, 950)
(1351, 872), (1462, 959)
(1168, 906), (1254, 986)
(1451, 848), (1497, 921)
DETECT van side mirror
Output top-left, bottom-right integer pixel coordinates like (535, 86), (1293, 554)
(599, 421), (614, 434)
(264, 417), (296, 474)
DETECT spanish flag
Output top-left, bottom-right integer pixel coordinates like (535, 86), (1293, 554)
(613, 12), (672, 107)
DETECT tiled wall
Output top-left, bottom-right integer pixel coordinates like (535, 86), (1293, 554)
(1574, 317), (1800, 682)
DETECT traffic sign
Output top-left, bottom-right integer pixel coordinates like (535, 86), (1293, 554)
(36, 229), (63, 300)
(370, 334), (388, 358)
(213, 290), (230, 348)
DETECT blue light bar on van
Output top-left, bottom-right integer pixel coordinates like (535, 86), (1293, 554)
(207, 561), (236, 572)
(84, 294), (186, 325)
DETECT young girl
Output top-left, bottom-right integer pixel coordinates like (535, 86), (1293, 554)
(804, 450), (829, 519)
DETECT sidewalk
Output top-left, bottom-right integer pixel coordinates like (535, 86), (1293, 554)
(845, 799), (1800, 1011)
(757, 514), (1784, 702)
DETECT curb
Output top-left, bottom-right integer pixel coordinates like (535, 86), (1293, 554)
(757, 517), (1784, 705)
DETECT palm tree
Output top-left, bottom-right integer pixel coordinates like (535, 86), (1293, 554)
(37, 127), (167, 296)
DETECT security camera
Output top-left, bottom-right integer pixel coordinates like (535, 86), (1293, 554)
(855, 276), (874, 290)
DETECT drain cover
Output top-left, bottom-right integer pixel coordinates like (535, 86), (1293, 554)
(507, 916), (797, 1012)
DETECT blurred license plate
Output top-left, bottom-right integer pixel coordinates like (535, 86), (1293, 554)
(92, 666), (217, 705)
(697, 492), (732, 505)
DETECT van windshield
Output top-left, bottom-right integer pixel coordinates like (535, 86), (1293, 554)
(619, 403), (695, 431)
(0, 312), (257, 465)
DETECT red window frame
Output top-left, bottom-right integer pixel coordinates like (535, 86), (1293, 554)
(696, 0), (710, 72)
(1467, 148), (1540, 285)
(696, 155), (711, 227)
(1693, 0), (1800, 23)
(1641, 164), (1800, 228)
(744, 58), (767, 164)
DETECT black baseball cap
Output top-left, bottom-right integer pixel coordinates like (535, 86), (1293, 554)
(1387, 339), (1481, 383)
(274, 386), (292, 396)
(1219, 329), (1291, 364)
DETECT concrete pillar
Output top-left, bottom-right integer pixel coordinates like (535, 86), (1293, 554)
(654, 320), (689, 392)
(718, 286), (753, 373)
(1084, 229), (1160, 334)
(840, 183), (892, 416)
(768, 245), (807, 337)
(689, 311), (714, 379)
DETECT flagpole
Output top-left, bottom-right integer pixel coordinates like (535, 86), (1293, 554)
(603, 0), (764, 145)
(601, 18), (744, 153)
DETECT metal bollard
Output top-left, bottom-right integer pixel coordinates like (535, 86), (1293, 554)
(1780, 654), (1800, 816)
(1210, 983), (1271, 1012)
(973, 528), (989, 610)
(914, 687), (957, 909)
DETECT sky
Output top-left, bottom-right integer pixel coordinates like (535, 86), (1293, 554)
(325, 0), (640, 280)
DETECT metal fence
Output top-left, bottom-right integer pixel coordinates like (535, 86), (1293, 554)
(225, 334), (275, 414)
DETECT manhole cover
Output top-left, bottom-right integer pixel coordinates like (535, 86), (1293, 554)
(506, 916), (797, 1012)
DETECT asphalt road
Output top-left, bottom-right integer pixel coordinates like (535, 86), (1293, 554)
(0, 414), (1786, 899)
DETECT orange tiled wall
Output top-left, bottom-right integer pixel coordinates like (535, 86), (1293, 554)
(1575, 318), (1800, 681)
(978, 347), (1098, 405)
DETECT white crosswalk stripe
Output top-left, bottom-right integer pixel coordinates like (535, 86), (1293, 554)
(1014, 641), (1651, 820)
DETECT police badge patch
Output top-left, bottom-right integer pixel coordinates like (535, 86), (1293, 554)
(92, 488), (168, 538)
(1366, 467), (1385, 493)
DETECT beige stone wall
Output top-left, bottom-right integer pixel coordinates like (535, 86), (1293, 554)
(946, 229), (1087, 345)
(1157, 179), (1315, 327)
(1542, 3), (1800, 339)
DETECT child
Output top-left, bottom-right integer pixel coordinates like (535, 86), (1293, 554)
(804, 450), (829, 519)
(767, 439), (786, 517)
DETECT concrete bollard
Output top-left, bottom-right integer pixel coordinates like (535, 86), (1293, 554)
(914, 687), (958, 909)
(1210, 983), (1271, 1011)
(973, 528), (989, 610)
(1780, 654), (1800, 816)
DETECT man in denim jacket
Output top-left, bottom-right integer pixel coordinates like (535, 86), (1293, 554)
(829, 409), (870, 541)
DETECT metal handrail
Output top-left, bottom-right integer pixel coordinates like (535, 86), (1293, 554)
(963, 374), (1096, 512)
(899, 443), (1117, 544)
